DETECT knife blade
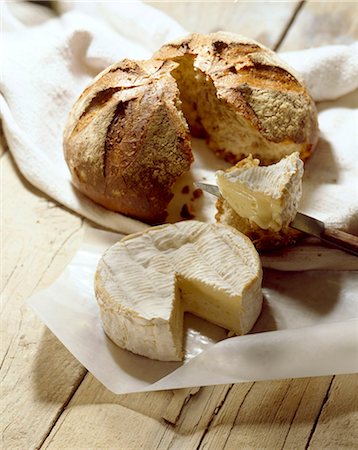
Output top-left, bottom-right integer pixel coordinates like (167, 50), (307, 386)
(195, 182), (220, 197)
(195, 182), (358, 256)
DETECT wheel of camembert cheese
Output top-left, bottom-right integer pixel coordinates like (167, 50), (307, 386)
(95, 220), (263, 361)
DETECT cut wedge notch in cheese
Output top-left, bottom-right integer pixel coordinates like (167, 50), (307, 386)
(216, 152), (304, 232)
(95, 221), (263, 361)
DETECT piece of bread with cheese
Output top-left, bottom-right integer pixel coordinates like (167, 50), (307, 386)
(95, 221), (263, 361)
(215, 153), (304, 251)
(64, 32), (318, 224)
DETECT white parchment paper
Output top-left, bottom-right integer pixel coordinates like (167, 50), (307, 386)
(27, 227), (358, 394)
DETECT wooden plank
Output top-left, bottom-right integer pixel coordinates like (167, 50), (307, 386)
(146, 0), (300, 49)
(279, 1), (358, 51)
(162, 387), (201, 424)
(198, 377), (333, 449)
(41, 375), (172, 449)
(281, 377), (334, 449)
(153, 384), (237, 449)
(1, 151), (86, 450)
(307, 374), (358, 449)
(42, 379), (234, 449)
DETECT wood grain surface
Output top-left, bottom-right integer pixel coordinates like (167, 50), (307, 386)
(1, 1), (358, 449)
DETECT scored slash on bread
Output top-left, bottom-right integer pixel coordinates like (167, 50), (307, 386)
(64, 32), (318, 224)
(64, 59), (193, 224)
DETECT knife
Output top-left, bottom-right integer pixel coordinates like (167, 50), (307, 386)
(195, 182), (358, 256)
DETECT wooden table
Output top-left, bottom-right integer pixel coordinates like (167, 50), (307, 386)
(2, 2), (358, 449)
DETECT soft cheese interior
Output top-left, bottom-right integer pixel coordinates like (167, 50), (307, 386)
(216, 152), (304, 231)
(95, 221), (263, 361)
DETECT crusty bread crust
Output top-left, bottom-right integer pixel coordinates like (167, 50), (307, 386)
(64, 59), (193, 224)
(64, 32), (318, 223)
(216, 197), (303, 252)
(154, 32), (318, 165)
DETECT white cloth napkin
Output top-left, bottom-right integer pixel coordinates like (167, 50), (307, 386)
(2, 1), (358, 263)
(282, 43), (358, 101)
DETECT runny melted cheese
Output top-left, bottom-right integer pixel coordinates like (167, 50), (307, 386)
(216, 153), (304, 232)
(95, 221), (262, 361)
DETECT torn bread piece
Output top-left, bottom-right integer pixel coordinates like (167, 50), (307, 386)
(95, 220), (262, 361)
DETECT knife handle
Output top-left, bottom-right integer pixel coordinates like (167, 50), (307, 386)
(321, 227), (358, 256)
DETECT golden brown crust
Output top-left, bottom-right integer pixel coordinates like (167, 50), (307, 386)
(215, 197), (303, 252)
(154, 32), (318, 164)
(64, 59), (193, 224)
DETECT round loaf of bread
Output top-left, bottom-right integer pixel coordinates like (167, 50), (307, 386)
(64, 32), (318, 223)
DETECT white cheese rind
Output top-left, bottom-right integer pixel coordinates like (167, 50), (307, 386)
(216, 152), (303, 231)
(95, 221), (263, 361)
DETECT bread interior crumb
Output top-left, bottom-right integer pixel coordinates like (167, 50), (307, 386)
(170, 55), (291, 164)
